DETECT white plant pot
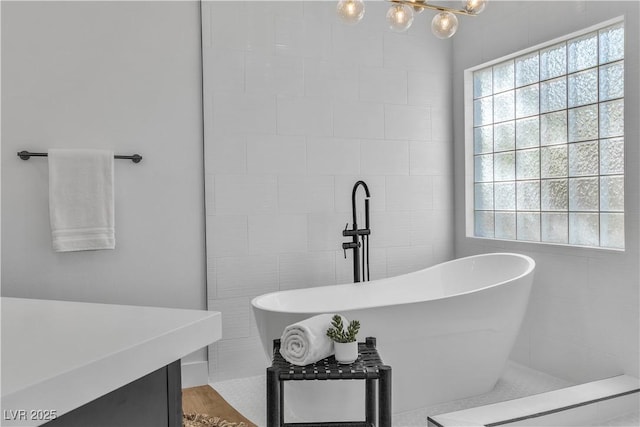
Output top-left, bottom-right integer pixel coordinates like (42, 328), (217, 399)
(334, 341), (358, 364)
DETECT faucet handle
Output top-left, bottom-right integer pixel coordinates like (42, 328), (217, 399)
(341, 241), (359, 258)
(341, 241), (350, 259)
(343, 223), (356, 236)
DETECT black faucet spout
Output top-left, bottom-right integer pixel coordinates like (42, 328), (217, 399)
(351, 180), (371, 228)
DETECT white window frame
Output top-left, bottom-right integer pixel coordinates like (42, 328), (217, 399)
(463, 16), (625, 251)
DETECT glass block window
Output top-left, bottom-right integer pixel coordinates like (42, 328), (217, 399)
(470, 21), (624, 249)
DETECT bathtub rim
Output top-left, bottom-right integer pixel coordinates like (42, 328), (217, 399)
(251, 252), (535, 315)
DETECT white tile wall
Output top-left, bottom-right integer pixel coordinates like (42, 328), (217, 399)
(407, 71), (452, 107)
(430, 209), (456, 252)
(303, 58), (359, 100)
(203, 0), (454, 382)
(386, 245), (434, 277)
(369, 211), (412, 248)
(214, 174), (278, 215)
(359, 66), (408, 105)
(204, 133), (246, 174)
(212, 92), (277, 135)
(277, 96), (333, 136)
(410, 140), (452, 175)
(367, 247), (389, 280)
(333, 101), (385, 139)
(307, 137), (360, 175)
(203, 49), (245, 94)
(431, 107), (453, 141)
(205, 174), (216, 213)
(248, 214), (308, 254)
(331, 23), (384, 67)
(360, 139), (410, 175)
(209, 2), (248, 50)
(245, 52), (304, 96)
(335, 247), (388, 284)
(245, 9), (276, 54)
(278, 252), (336, 290)
(384, 104), (431, 140)
(386, 175), (433, 211)
(214, 255), (279, 299)
(209, 337), (267, 381)
(278, 175), (335, 214)
(246, 134), (306, 175)
(410, 210), (433, 246)
(383, 32), (451, 72)
(433, 174), (455, 209)
(209, 297), (254, 340)
(207, 215), (248, 257)
(307, 213), (350, 252)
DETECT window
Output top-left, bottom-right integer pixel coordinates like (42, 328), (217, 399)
(466, 19), (625, 249)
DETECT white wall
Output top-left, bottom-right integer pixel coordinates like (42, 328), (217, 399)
(0, 1), (3, 311)
(453, 1), (639, 382)
(202, 1), (456, 381)
(1, 1), (208, 383)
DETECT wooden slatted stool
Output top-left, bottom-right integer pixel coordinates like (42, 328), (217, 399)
(266, 337), (391, 427)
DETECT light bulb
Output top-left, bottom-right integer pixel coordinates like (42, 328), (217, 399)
(386, 4), (414, 32)
(406, 0), (425, 14)
(463, 0), (488, 15)
(336, 0), (365, 25)
(431, 11), (459, 39)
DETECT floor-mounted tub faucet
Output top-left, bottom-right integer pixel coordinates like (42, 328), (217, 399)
(342, 180), (371, 283)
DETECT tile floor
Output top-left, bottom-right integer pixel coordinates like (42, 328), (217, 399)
(211, 361), (639, 426)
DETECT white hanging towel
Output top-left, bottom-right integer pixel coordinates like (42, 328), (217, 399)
(48, 149), (115, 252)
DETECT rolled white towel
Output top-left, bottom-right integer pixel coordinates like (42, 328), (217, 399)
(279, 313), (346, 366)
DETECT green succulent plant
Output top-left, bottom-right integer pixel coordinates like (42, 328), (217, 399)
(326, 314), (360, 343)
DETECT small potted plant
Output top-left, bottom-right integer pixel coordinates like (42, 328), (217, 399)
(326, 314), (361, 364)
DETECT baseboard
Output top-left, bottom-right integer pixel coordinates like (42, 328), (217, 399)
(181, 360), (209, 388)
(428, 375), (639, 427)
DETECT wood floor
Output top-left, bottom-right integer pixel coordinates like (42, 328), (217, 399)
(182, 385), (257, 427)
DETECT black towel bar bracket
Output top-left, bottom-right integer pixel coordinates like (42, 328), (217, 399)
(17, 151), (143, 163)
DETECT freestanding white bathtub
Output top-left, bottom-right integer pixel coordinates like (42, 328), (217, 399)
(252, 253), (535, 420)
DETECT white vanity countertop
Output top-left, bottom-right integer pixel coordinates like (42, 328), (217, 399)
(1, 297), (222, 426)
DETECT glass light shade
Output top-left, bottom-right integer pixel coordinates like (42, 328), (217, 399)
(386, 4), (414, 32)
(336, 0), (365, 25)
(463, 0), (488, 15)
(431, 11), (459, 39)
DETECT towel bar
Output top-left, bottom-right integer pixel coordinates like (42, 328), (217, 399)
(17, 151), (143, 163)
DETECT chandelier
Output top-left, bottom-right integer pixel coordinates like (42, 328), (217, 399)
(336, 0), (488, 39)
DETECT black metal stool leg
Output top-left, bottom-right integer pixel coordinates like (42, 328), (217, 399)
(378, 366), (392, 427)
(365, 378), (376, 425)
(280, 380), (285, 426)
(267, 367), (279, 427)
